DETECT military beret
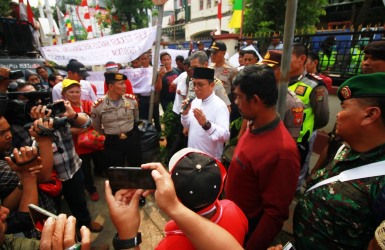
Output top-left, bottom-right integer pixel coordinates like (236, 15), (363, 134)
(104, 72), (126, 84)
(193, 67), (214, 81)
(338, 73), (385, 101)
(364, 41), (385, 61)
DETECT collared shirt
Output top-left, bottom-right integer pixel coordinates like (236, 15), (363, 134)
(181, 92), (230, 159)
(52, 124), (83, 181)
(210, 62), (237, 94)
(91, 94), (139, 135)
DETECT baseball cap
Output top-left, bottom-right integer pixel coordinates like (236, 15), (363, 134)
(62, 79), (80, 89)
(168, 148), (227, 212)
(67, 61), (90, 77)
(258, 50), (282, 67)
(338, 73), (385, 101)
(364, 41), (385, 61)
(209, 41), (227, 52)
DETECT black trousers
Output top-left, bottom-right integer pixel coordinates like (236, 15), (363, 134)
(104, 130), (142, 169)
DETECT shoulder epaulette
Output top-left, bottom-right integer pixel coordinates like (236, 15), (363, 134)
(214, 76), (222, 85)
(306, 73), (324, 84)
(92, 98), (103, 107)
(125, 94), (137, 100)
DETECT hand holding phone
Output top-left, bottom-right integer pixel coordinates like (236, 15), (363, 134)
(107, 166), (156, 190)
(28, 204), (57, 232)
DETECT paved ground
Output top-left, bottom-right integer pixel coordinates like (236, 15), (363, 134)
(62, 152), (320, 249)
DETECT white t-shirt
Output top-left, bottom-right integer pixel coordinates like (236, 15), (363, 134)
(172, 72), (188, 114)
(52, 79), (97, 102)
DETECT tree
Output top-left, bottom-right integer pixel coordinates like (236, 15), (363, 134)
(242, 0), (329, 35)
(107, 0), (154, 34)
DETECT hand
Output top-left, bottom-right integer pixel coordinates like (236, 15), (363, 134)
(141, 163), (179, 214)
(5, 146), (41, 174)
(192, 108), (207, 126)
(40, 214), (90, 250)
(105, 181), (142, 238)
(182, 127), (189, 137)
(30, 105), (51, 119)
(180, 98), (192, 115)
(29, 117), (53, 140)
(60, 100), (77, 119)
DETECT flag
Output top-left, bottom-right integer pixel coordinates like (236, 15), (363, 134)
(56, 6), (67, 40)
(26, 0), (34, 24)
(228, 0), (243, 28)
(77, 0), (94, 39)
(64, 11), (76, 43)
(18, 0), (28, 21)
(218, 0), (222, 20)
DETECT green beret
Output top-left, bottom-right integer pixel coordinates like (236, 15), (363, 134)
(338, 73), (385, 101)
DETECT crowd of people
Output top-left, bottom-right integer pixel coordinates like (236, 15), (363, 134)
(0, 35), (385, 250)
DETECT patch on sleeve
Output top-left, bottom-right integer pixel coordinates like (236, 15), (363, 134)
(315, 88), (325, 102)
(292, 107), (304, 125)
(294, 85), (307, 96)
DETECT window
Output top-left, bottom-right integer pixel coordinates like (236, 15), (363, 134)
(207, 0), (212, 8)
(200, 0), (204, 10)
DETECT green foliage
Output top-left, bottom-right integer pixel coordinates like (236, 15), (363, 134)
(0, 1), (10, 17)
(242, 0), (329, 35)
(108, 0), (154, 34)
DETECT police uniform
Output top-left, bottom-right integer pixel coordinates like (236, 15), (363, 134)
(91, 74), (142, 168)
(284, 90), (304, 139)
(210, 61), (238, 95)
(288, 73), (329, 143)
(187, 76), (231, 106)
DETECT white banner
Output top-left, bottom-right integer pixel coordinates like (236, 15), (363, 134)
(40, 26), (157, 66)
(86, 68), (153, 97)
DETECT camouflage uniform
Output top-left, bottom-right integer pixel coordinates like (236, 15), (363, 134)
(293, 143), (385, 249)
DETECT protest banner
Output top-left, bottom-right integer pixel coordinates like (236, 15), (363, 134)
(40, 26), (157, 66)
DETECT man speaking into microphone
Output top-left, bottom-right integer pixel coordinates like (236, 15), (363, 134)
(181, 67), (230, 159)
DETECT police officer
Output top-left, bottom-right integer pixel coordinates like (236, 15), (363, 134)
(91, 72), (142, 169)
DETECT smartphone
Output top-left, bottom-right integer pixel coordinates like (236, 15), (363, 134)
(283, 241), (296, 250)
(28, 204), (58, 232)
(106, 166), (156, 190)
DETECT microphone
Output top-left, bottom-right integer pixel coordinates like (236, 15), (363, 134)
(181, 94), (196, 113)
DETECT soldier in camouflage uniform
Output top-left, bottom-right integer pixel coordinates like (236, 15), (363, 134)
(293, 73), (385, 249)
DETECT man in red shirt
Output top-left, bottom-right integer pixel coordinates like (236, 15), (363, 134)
(225, 65), (300, 250)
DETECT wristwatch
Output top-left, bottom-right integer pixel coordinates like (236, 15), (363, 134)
(113, 232), (142, 249)
(202, 121), (211, 130)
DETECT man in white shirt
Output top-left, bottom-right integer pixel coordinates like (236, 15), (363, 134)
(172, 58), (192, 114)
(181, 67), (230, 159)
(52, 60), (97, 102)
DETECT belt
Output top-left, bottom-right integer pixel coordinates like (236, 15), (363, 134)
(106, 129), (134, 139)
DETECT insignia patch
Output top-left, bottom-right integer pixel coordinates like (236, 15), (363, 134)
(294, 85), (307, 96)
(91, 113), (96, 118)
(316, 88), (325, 102)
(92, 98), (103, 107)
(340, 86), (351, 99)
(292, 107), (304, 125)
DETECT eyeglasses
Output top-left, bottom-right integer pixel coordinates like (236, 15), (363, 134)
(193, 83), (209, 89)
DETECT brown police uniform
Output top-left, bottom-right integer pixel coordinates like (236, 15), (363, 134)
(210, 61), (238, 95)
(91, 93), (142, 168)
(284, 90), (305, 139)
